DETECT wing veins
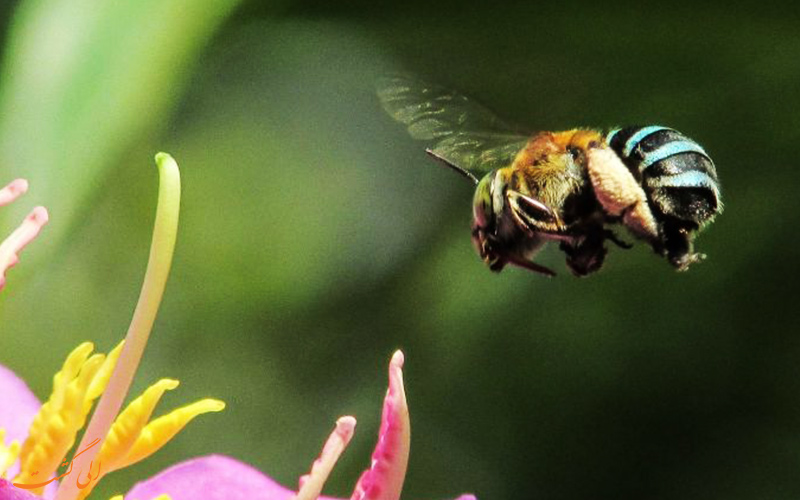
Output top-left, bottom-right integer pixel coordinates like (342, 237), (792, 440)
(378, 75), (529, 177)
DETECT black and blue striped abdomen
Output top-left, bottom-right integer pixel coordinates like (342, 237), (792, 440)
(605, 126), (721, 227)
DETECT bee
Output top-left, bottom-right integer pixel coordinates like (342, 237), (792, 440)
(377, 76), (721, 277)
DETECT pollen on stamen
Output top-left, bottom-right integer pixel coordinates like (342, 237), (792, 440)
(13, 343), (108, 495)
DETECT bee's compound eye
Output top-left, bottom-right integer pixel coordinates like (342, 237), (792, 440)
(568, 146), (581, 159)
(472, 174), (495, 230)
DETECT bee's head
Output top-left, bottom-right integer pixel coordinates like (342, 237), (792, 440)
(471, 170), (508, 270)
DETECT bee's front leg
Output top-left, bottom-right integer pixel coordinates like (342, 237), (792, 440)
(473, 227), (556, 276)
(497, 189), (562, 276)
(505, 189), (565, 235)
(504, 254), (557, 277)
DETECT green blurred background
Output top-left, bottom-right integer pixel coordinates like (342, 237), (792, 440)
(1, 0), (799, 498)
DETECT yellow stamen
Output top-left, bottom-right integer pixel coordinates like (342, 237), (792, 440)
(86, 341), (126, 403)
(73, 382), (224, 500)
(18, 343), (94, 464)
(5, 337), (222, 497)
(120, 398), (225, 468)
(97, 379), (180, 473)
(14, 343), (115, 495)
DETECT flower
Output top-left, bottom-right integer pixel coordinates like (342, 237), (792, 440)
(0, 155), (224, 500)
(0, 343), (224, 500)
(1, 158), (476, 500)
(3, 348), (474, 500)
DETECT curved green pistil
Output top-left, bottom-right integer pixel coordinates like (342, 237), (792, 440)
(54, 153), (181, 500)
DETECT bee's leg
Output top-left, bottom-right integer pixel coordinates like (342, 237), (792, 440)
(500, 190), (559, 276)
(472, 228), (507, 273)
(660, 219), (705, 271)
(488, 259), (507, 272)
(504, 254), (556, 277)
(505, 189), (563, 234)
(585, 147), (660, 242)
(560, 227), (607, 277)
(483, 247), (555, 277)
(604, 229), (633, 249)
(476, 232), (555, 276)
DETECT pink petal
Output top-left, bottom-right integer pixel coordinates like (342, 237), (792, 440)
(0, 479), (41, 500)
(125, 454), (319, 500)
(0, 364), (54, 495)
(0, 364), (41, 444)
(350, 351), (410, 500)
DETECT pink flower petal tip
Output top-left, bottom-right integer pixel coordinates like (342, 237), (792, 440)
(1, 178), (48, 291)
(296, 416), (357, 498)
(350, 350), (410, 500)
(0, 205), (49, 291)
(0, 179), (28, 206)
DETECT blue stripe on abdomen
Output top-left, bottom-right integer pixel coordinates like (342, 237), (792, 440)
(622, 125), (671, 157)
(648, 170), (719, 193)
(641, 140), (709, 170)
(605, 128), (621, 144)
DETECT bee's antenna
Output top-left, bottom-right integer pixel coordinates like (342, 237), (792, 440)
(425, 149), (479, 186)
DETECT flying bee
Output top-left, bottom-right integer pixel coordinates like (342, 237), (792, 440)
(377, 76), (722, 277)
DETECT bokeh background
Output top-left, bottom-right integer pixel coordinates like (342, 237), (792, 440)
(2, 0), (799, 498)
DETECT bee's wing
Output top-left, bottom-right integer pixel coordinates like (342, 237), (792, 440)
(378, 75), (529, 177)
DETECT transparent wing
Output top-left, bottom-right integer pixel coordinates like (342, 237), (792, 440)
(378, 75), (530, 176)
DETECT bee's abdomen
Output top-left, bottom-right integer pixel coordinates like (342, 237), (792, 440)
(605, 126), (721, 226)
